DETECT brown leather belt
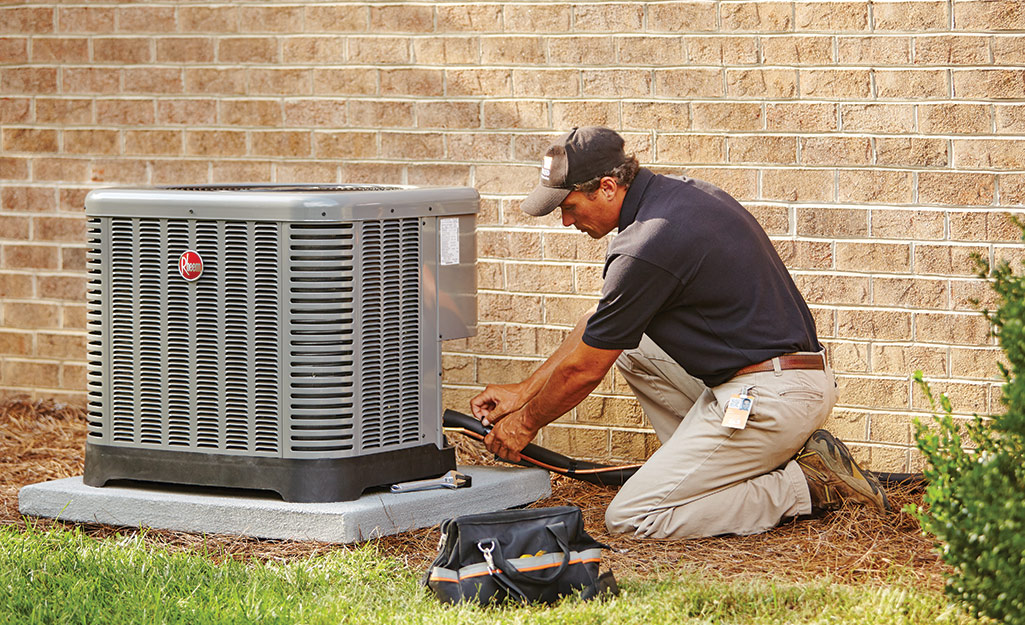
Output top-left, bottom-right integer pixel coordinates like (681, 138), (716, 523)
(734, 353), (825, 377)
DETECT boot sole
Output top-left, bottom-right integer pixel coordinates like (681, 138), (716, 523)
(801, 430), (891, 512)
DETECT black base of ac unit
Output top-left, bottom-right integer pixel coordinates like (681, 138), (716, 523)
(83, 442), (457, 503)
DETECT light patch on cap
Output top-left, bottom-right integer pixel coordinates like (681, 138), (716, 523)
(540, 155), (553, 181)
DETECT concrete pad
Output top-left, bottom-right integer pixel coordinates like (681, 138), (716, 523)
(18, 466), (551, 543)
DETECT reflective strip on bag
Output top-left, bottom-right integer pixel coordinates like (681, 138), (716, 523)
(429, 548), (603, 583)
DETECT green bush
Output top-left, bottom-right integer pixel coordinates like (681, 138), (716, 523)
(913, 219), (1025, 625)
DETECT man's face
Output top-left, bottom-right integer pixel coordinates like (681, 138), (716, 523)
(558, 190), (619, 239)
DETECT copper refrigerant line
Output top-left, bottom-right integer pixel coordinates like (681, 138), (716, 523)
(442, 410), (925, 491)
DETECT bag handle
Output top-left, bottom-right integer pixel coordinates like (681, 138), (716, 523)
(480, 521), (573, 585)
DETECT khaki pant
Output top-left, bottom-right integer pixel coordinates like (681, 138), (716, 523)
(606, 336), (838, 539)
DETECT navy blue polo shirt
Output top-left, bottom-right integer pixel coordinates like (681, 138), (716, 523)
(582, 168), (820, 387)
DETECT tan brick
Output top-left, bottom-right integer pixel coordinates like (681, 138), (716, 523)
(151, 160), (210, 185)
(993, 36), (1025, 64)
(219, 99), (281, 126)
(34, 158), (88, 182)
(838, 311), (912, 343)
(476, 164), (537, 195)
(482, 36), (545, 65)
(273, 161), (338, 184)
(995, 105), (1025, 134)
(0, 273), (32, 298)
(217, 36), (277, 64)
(339, 163), (404, 185)
(872, 344), (948, 377)
(839, 170), (914, 205)
(552, 101), (619, 129)
(720, 2), (792, 30)
(157, 98), (217, 125)
(60, 303), (86, 330)
(506, 262), (574, 294)
(655, 134), (726, 164)
(915, 35), (991, 65)
(541, 231), (605, 262)
(954, 70), (1025, 100)
(31, 37), (88, 62)
(544, 295), (599, 326)
(312, 131), (377, 159)
(835, 241), (909, 271)
(836, 375), (909, 409)
(801, 69), (872, 99)
(3, 360), (60, 388)
(310, 69), (378, 96)
(874, 1), (949, 30)
(0, 97), (31, 124)
(184, 68), (246, 95)
(414, 36), (479, 64)
(122, 130), (179, 156)
(94, 99), (152, 126)
(950, 347), (1004, 380)
(578, 395), (645, 428)
(305, 5), (368, 32)
(794, 274), (870, 305)
(800, 136), (871, 166)
(211, 160), (272, 184)
(505, 4), (570, 31)
(728, 135), (797, 164)
(954, 0), (1025, 30)
(868, 414), (913, 446)
(346, 36), (409, 64)
(251, 131), (311, 158)
(0, 329), (32, 356)
(2, 186), (56, 213)
(822, 408), (868, 439)
(680, 168), (759, 201)
(118, 6), (175, 33)
(3, 67), (59, 94)
(36, 98), (92, 124)
(185, 130), (246, 157)
(0, 157), (29, 180)
(33, 217), (85, 243)
(876, 70), (949, 99)
(238, 6), (301, 33)
(911, 380), (989, 414)
(726, 69), (797, 98)
(824, 341), (870, 373)
(447, 69), (512, 97)
(381, 68), (445, 97)
(482, 100), (548, 129)
(766, 103), (837, 131)
(479, 230), (543, 260)
(124, 67), (183, 94)
(1000, 174), (1025, 206)
(368, 4), (434, 32)
(416, 102), (479, 129)
(90, 157), (147, 183)
(810, 306), (836, 338)
(574, 3), (644, 30)
(953, 140), (1025, 170)
(951, 277), (998, 312)
(837, 36), (911, 64)
(248, 68), (310, 96)
(379, 132), (442, 160)
(915, 244), (987, 276)
(447, 132), (510, 162)
(93, 37), (151, 63)
(276, 36), (340, 64)
(615, 35), (685, 66)
(178, 6), (238, 32)
(437, 4), (503, 32)
(916, 312), (991, 345)
(654, 69), (723, 98)
(609, 430), (660, 462)
(3, 301), (60, 328)
(841, 104), (914, 133)
(476, 260), (503, 291)
(919, 103), (991, 135)
(920, 173), (995, 207)
(762, 170), (834, 203)
(692, 102), (762, 131)
(876, 138), (948, 168)
(513, 69), (580, 97)
(478, 292), (543, 324)
(58, 7), (114, 33)
(622, 102), (690, 131)
(582, 70), (651, 98)
(153, 36), (212, 63)
(795, 2), (869, 30)
(686, 35), (759, 64)
(873, 277), (948, 308)
(872, 209), (945, 241)
(36, 275), (85, 301)
(772, 239), (833, 269)
(441, 353), (475, 385)
(550, 36), (616, 66)
(649, 2), (717, 31)
(575, 264), (604, 295)
(539, 425), (609, 458)
(61, 130), (117, 156)
(0, 215), (31, 240)
(761, 35), (833, 64)
(1, 7), (55, 34)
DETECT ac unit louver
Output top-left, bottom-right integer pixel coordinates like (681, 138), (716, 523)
(82, 184), (477, 502)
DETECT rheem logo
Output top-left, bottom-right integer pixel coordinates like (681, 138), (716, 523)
(178, 250), (203, 281)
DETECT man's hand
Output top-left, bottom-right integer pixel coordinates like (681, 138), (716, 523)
(470, 383), (526, 427)
(484, 410), (539, 463)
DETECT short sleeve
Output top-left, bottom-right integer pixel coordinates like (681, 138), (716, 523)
(582, 254), (681, 351)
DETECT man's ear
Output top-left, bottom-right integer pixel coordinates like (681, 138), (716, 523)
(600, 176), (618, 200)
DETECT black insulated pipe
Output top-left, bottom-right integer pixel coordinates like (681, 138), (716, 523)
(442, 409), (925, 491)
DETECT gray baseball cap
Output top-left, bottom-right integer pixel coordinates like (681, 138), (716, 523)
(521, 126), (628, 217)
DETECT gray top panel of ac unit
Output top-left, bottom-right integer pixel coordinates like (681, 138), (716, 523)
(85, 184), (479, 221)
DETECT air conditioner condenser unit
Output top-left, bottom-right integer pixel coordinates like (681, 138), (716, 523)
(82, 184), (478, 502)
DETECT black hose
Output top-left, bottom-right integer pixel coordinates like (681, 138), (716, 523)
(442, 409), (925, 491)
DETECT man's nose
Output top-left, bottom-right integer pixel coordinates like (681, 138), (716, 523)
(561, 211), (573, 227)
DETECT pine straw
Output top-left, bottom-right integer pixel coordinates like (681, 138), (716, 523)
(0, 398), (947, 586)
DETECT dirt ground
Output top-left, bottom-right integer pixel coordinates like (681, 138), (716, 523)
(0, 398), (947, 587)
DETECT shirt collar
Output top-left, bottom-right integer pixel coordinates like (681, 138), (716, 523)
(618, 168), (655, 232)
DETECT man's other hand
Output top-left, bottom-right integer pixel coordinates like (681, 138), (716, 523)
(469, 383), (525, 426)
(484, 411), (538, 463)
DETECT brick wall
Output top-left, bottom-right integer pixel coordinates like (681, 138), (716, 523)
(2, 1), (1023, 471)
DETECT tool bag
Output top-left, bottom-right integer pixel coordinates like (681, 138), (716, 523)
(423, 506), (619, 605)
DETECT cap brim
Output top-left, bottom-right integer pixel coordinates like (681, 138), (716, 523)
(521, 184), (571, 217)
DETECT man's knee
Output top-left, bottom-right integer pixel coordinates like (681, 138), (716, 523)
(604, 499), (641, 536)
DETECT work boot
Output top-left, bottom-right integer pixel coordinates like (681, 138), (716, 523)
(796, 430), (890, 513)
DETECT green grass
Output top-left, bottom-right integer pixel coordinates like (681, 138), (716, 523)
(0, 525), (977, 625)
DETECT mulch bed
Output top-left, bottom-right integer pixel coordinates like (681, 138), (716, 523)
(0, 398), (947, 587)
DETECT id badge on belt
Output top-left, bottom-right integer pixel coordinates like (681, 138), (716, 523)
(722, 386), (754, 430)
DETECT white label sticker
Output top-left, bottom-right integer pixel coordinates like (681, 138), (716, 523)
(440, 217), (460, 266)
